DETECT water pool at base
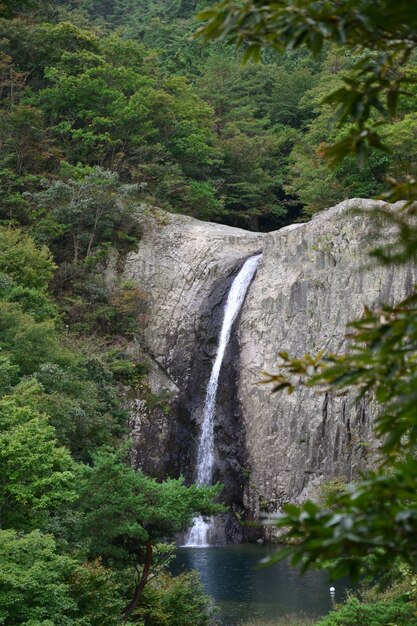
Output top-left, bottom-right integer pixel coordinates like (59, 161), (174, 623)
(171, 544), (350, 625)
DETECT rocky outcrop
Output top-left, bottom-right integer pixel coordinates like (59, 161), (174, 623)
(238, 198), (416, 517)
(124, 208), (263, 499)
(125, 200), (415, 534)
(124, 209), (263, 380)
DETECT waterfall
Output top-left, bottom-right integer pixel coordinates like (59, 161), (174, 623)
(185, 253), (262, 547)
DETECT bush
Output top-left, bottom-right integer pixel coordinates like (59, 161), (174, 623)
(138, 571), (219, 626)
(6, 284), (59, 321)
(0, 227), (56, 290)
(316, 596), (417, 626)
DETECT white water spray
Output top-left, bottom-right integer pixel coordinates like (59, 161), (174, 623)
(185, 254), (262, 547)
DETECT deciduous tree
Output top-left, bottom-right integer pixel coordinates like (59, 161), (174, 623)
(78, 450), (223, 620)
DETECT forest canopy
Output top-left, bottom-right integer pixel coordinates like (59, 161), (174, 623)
(3, 0), (417, 234)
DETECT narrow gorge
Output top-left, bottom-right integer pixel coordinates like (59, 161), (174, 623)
(124, 198), (416, 542)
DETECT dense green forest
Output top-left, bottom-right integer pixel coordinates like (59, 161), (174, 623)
(2, 0), (417, 624)
(3, 0), (417, 236)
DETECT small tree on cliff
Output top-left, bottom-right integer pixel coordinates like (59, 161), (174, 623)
(27, 166), (141, 265)
(78, 449), (223, 621)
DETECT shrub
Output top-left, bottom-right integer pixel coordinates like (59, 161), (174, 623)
(0, 227), (56, 290)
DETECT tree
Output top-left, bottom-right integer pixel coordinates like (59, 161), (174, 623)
(0, 302), (61, 375)
(0, 105), (59, 175)
(0, 397), (76, 530)
(28, 166), (141, 264)
(68, 558), (125, 626)
(0, 529), (79, 625)
(283, 51), (392, 211)
(197, 1), (417, 199)
(195, 53), (304, 228)
(0, 226), (56, 290)
(0, 0), (44, 18)
(0, 52), (28, 109)
(138, 570), (217, 626)
(78, 449), (223, 620)
(2, 282), (58, 321)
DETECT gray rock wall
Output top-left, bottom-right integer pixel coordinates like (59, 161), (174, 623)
(124, 208), (263, 494)
(238, 199), (416, 516)
(124, 209), (263, 384)
(125, 200), (415, 527)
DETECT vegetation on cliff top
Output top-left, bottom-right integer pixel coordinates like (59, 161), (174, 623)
(3, 0), (417, 235)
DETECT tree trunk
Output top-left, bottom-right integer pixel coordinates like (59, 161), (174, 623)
(86, 209), (102, 258)
(73, 233), (79, 265)
(122, 539), (153, 621)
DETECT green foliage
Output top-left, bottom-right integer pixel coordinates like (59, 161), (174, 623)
(0, 301), (61, 375)
(68, 559), (125, 626)
(0, 0), (43, 18)
(317, 477), (348, 508)
(242, 614), (317, 626)
(0, 397), (76, 529)
(0, 269), (59, 321)
(12, 368), (127, 461)
(316, 595), (417, 626)
(0, 529), (79, 625)
(78, 449), (223, 566)
(0, 8), (321, 230)
(28, 166), (142, 263)
(0, 229), (137, 460)
(181, 179), (225, 221)
(138, 570), (217, 626)
(0, 7), (232, 625)
(7, 0), (417, 229)
(4, 283), (58, 321)
(60, 276), (147, 338)
(0, 168), (36, 225)
(0, 226), (56, 290)
(0, 211), (216, 622)
(0, 105), (58, 175)
(77, 449), (223, 619)
(0, 355), (18, 395)
(9, 1), (417, 624)
(197, 0), (417, 206)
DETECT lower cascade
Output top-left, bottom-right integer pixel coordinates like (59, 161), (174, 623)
(185, 253), (262, 547)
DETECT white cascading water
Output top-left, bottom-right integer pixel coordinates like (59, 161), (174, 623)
(185, 254), (262, 547)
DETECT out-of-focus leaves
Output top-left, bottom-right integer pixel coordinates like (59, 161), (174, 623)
(262, 456), (417, 580)
(265, 290), (417, 455)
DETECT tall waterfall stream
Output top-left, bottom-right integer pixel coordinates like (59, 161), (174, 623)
(185, 254), (262, 547)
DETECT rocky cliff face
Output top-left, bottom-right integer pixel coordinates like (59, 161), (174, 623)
(124, 208), (263, 536)
(125, 200), (416, 537)
(238, 198), (416, 520)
